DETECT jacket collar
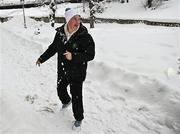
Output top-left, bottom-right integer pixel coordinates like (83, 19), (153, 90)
(56, 23), (88, 37)
(64, 23), (80, 41)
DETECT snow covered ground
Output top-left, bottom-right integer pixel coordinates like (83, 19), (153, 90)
(95, 0), (180, 22)
(1, 0), (180, 134)
(1, 15), (180, 134)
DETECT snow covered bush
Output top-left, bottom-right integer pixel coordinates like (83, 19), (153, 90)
(143, 0), (163, 10)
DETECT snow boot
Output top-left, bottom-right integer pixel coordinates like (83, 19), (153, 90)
(72, 120), (82, 130)
(62, 100), (71, 109)
(74, 120), (82, 127)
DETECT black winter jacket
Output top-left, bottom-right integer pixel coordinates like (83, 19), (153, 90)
(39, 23), (95, 82)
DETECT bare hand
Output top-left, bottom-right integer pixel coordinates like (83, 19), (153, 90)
(63, 51), (72, 61)
(36, 59), (41, 67)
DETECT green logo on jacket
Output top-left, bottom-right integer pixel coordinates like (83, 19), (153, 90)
(72, 43), (77, 49)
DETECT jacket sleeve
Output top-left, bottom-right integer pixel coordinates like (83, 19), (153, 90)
(72, 34), (95, 63)
(39, 32), (58, 63)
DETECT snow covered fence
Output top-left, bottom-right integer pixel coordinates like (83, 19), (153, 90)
(31, 16), (180, 27)
(142, 19), (180, 27)
(1, 16), (180, 27)
(30, 16), (90, 23)
(0, 3), (42, 9)
(29, 16), (180, 27)
(95, 17), (180, 27)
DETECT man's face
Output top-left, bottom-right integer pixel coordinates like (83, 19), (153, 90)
(68, 15), (81, 30)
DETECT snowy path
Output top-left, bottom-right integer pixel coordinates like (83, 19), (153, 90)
(1, 23), (180, 134)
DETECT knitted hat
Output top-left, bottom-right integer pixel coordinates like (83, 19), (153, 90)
(65, 8), (79, 24)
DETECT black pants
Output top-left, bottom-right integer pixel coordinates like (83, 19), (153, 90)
(57, 78), (84, 121)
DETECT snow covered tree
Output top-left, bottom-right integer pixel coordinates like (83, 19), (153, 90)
(89, 0), (95, 28)
(88, 0), (107, 28)
(49, 0), (57, 27)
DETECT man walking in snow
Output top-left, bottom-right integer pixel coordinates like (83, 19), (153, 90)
(36, 8), (95, 128)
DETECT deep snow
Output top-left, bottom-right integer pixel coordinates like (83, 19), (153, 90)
(0, 16), (180, 134)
